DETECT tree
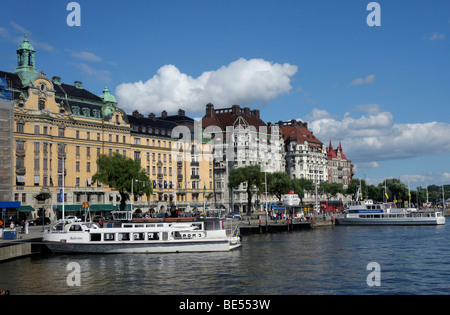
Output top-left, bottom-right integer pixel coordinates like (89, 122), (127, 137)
(291, 178), (314, 203)
(319, 182), (344, 200)
(92, 153), (152, 210)
(347, 179), (368, 200)
(266, 172), (292, 201)
(228, 165), (264, 215)
(377, 179), (408, 206)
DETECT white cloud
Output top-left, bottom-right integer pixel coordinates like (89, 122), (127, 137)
(70, 63), (112, 82)
(307, 107), (450, 167)
(423, 32), (445, 41)
(0, 22), (54, 52)
(115, 58), (298, 115)
(349, 74), (376, 87)
(67, 50), (103, 63)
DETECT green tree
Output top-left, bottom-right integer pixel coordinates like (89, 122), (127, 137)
(347, 179), (368, 200)
(228, 165), (264, 215)
(291, 178), (314, 203)
(92, 153), (152, 210)
(378, 179), (408, 206)
(319, 181), (344, 200)
(266, 172), (292, 201)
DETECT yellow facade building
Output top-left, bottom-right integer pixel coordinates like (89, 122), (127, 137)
(1, 36), (213, 221)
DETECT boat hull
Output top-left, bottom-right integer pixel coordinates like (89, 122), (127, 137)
(335, 216), (446, 226)
(44, 239), (241, 254)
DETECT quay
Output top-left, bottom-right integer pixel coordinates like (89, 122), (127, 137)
(0, 226), (47, 263)
(223, 215), (334, 235)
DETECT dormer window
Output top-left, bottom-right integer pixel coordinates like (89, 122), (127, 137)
(83, 108), (90, 117)
(72, 106), (80, 115)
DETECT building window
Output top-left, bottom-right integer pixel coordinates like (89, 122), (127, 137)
(16, 123), (24, 133)
(59, 128), (65, 137)
(76, 161), (80, 172)
(76, 130), (80, 139)
(34, 125), (40, 135)
(87, 162), (91, 173)
(38, 100), (45, 110)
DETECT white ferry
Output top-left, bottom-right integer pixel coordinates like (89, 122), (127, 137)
(335, 200), (445, 226)
(43, 218), (241, 253)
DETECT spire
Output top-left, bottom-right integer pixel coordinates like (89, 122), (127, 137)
(15, 35), (38, 86)
(329, 140), (333, 150)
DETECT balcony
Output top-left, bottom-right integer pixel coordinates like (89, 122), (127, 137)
(16, 149), (25, 157)
(16, 167), (26, 175)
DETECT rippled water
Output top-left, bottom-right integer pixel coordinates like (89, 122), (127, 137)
(1, 218), (449, 295)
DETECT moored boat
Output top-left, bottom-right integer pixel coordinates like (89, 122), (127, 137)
(43, 217), (241, 253)
(335, 200), (445, 226)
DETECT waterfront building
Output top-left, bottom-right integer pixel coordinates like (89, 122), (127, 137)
(202, 103), (285, 212)
(127, 110), (214, 213)
(1, 36), (211, 221)
(326, 141), (354, 189)
(279, 120), (328, 185)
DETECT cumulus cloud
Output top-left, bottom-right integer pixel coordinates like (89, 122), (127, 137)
(115, 58), (298, 115)
(349, 74), (376, 87)
(306, 107), (450, 167)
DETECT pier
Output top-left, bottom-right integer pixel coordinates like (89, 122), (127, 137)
(223, 215), (334, 235)
(0, 227), (47, 262)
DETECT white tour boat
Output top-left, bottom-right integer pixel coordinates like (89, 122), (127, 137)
(335, 200), (445, 226)
(43, 218), (241, 253)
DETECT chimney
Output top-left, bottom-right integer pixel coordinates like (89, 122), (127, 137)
(178, 109), (185, 116)
(253, 109), (260, 118)
(148, 113), (155, 120)
(244, 107), (250, 115)
(74, 81), (83, 89)
(232, 104), (240, 115)
(132, 110), (140, 118)
(206, 103), (214, 117)
(52, 76), (61, 85)
(161, 110), (167, 119)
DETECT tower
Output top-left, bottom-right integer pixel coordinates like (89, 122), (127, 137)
(14, 35), (38, 86)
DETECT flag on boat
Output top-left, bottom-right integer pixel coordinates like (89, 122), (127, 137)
(385, 193), (389, 200)
(233, 225), (240, 237)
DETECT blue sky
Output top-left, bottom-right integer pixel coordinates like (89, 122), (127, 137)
(1, 0), (449, 188)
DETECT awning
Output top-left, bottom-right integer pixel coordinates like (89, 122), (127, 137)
(54, 205), (82, 212)
(18, 206), (34, 212)
(16, 175), (26, 183)
(90, 204), (117, 211)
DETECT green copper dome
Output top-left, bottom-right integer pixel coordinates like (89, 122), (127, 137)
(18, 35), (35, 52)
(99, 84), (117, 105)
(15, 35), (38, 86)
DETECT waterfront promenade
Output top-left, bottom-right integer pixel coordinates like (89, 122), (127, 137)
(0, 226), (46, 262)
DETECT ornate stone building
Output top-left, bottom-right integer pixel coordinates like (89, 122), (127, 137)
(201, 103), (285, 212)
(1, 36), (212, 221)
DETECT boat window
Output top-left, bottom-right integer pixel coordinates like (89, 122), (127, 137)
(90, 234), (101, 241)
(146, 224), (155, 228)
(133, 233), (145, 241)
(104, 233), (115, 241)
(162, 232), (168, 241)
(148, 232), (159, 240)
(69, 225), (83, 231)
(118, 233), (130, 241)
(134, 224), (144, 228)
(157, 224), (164, 227)
(123, 224), (133, 228)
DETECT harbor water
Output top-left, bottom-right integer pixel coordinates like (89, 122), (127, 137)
(1, 218), (449, 295)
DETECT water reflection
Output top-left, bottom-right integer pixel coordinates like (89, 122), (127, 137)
(1, 220), (449, 295)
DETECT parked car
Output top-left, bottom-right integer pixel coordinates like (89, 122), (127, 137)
(226, 211), (242, 220)
(29, 217), (51, 226)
